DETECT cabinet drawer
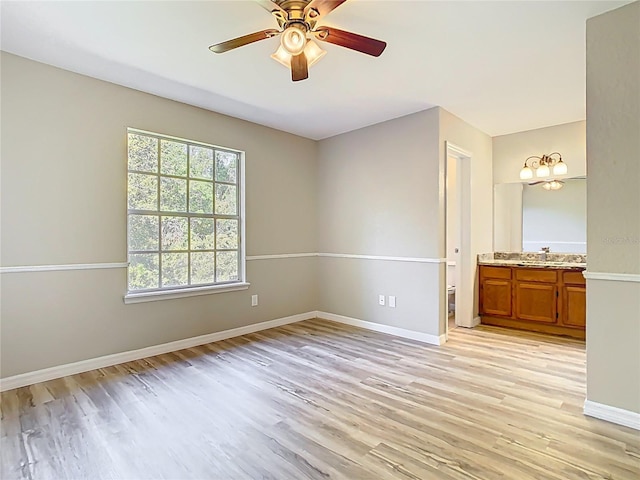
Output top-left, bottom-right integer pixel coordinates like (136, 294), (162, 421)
(480, 266), (512, 280)
(563, 270), (586, 285)
(515, 269), (557, 283)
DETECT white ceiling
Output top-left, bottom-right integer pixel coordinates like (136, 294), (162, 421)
(0, 0), (629, 140)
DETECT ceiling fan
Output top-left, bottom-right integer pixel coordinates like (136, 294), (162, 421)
(529, 179), (565, 190)
(529, 174), (585, 190)
(209, 0), (387, 82)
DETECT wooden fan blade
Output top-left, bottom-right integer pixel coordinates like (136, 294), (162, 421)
(291, 52), (309, 82)
(209, 29), (279, 54)
(254, 0), (287, 25)
(305, 0), (348, 21)
(313, 27), (386, 57)
(254, 0), (285, 14)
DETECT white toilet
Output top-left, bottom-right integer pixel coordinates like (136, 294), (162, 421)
(447, 285), (456, 316)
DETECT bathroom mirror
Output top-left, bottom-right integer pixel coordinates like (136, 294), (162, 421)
(494, 177), (586, 253)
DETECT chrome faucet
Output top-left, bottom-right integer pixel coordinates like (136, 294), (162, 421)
(539, 246), (550, 261)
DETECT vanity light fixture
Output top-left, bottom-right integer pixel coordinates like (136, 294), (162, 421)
(519, 152), (567, 180)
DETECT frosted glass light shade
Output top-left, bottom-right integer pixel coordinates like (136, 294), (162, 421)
(519, 166), (533, 180)
(271, 45), (292, 67)
(271, 41), (326, 68)
(281, 26), (307, 55)
(536, 164), (550, 177)
(302, 41), (326, 67)
(553, 160), (568, 175)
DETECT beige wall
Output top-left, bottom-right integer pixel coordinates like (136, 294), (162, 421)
(316, 108), (493, 337)
(317, 109), (442, 336)
(586, 279), (640, 413)
(586, 3), (640, 275)
(317, 109), (441, 258)
(0, 53), (319, 377)
(586, 1), (640, 414)
(493, 121), (586, 185)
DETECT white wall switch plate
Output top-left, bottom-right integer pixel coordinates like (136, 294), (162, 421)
(389, 296), (396, 308)
(251, 294), (258, 307)
(378, 294), (385, 306)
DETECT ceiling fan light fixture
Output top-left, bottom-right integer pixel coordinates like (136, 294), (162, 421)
(208, 0), (386, 82)
(541, 180), (564, 191)
(281, 25), (307, 55)
(271, 40), (326, 68)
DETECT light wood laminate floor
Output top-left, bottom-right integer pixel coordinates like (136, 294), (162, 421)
(1, 319), (639, 480)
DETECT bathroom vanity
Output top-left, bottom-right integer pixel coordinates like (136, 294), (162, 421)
(478, 253), (586, 339)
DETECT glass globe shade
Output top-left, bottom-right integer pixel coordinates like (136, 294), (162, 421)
(281, 26), (307, 56)
(536, 164), (550, 178)
(519, 166), (533, 180)
(553, 160), (568, 175)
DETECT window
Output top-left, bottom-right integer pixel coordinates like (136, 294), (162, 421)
(126, 129), (246, 302)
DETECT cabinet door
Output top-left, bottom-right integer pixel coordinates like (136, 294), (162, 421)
(481, 279), (512, 317)
(515, 282), (557, 323)
(562, 286), (586, 328)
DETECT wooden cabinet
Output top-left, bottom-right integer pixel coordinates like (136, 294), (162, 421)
(483, 279), (513, 317)
(479, 265), (585, 339)
(562, 286), (586, 327)
(479, 266), (512, 317)
(561, 271), (586, 328)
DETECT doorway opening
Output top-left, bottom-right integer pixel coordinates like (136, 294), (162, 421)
(446, 154), (459, 332)
(444, 142), (474, 337)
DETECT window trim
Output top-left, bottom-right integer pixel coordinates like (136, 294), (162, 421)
(124, 282), (250, 304)
(125, 128), (247, 302)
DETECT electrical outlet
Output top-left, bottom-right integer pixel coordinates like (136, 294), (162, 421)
(378, 295), (385, 306)
(251, 294), (258, 307)
(389, 296), (396, 308)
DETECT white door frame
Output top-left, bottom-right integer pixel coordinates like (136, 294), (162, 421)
(445, 142), (474, 330)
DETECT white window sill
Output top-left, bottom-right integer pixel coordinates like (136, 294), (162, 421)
(124, 282), (250, 304)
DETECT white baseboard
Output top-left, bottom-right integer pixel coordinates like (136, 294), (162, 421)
(317, 311), (446, 346)
(584, 400), (640, 430)
(0, 311), (316, 392)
